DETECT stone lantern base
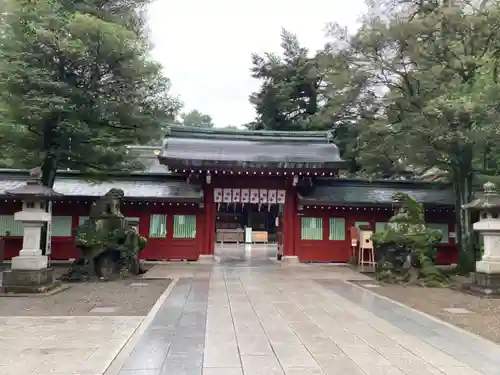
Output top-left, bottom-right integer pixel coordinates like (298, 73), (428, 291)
(466, 272), (500, 297)
(1, 268), (60, 294)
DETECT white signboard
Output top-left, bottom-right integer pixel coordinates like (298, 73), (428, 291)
(241, 189), (250, 203)
(268, 190), (277, 204)
(214, 188), (223, 203)
(232, 188), (241, 202)
(250, 189), (259, 204)
(277, 190), (286, 204)
(259, 189), (268, 204)
(223, 188), (232, 203)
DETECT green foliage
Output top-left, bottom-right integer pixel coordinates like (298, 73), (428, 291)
(338, 0), (500, 270)
(248, 29), (372, 173)
(178, 109), (214, 128)
(372, 193), (449, 286)
(0, 0), (180, 186)
(249, 0), (500, 269)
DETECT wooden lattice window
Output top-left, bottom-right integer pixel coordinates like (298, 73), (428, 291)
(79, 216), (139, 226)
(173, 215), (196, 239)
(79, 216), (89, 226)
(149, 214), (167, 238)
(0, 215), (23, 236)
(51, 216), (72, 237)
(354, 221), (370, 229)
(301, 217), (323, 240)
(427, 223), (449, 244)
(375, 222), (388, 233)
(329, 218), (345, 240)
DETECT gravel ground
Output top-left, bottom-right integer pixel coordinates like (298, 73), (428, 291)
(354, 280), (500, 344)
(0, 265), (172, 316)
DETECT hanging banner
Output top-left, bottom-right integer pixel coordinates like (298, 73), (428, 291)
(214, 188), (285, 205)
(45, 200), (52, 257)
(214, 188), (223, 203)
(259, 189), (268, 204)
(232, 188), (241, 203)
(277, 190), (286, 204)
(223, 188), (232, 203)
(268, 190), (277, 204)
(250, 189), (259, 204)
(241, 189), (250, 203)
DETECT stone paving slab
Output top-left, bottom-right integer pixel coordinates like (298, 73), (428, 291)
(0, 316), (142, 375)
(117, 278), (209, 375)
(118, 256), (500, 375)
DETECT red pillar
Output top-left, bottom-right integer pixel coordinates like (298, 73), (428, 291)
(283, 188), (296, 256)
(203, 184), (216, 255)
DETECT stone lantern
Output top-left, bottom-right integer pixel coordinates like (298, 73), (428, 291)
(463, 181), (500, 295)
(1, 168), (62, 293)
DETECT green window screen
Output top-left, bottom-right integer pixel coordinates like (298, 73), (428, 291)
(427, 223), (449, 243)
(355, 221), (370, 229)
(301, 217), (323, 240)
(375, 222), (388, 233)
(149, 214), (167, 238)
(329, 218), (345, 240)
(0, 215), (23, 236)
(173, 215), (196, 239)
(51, 216), (72, 237)
(79, 216), (138, 225)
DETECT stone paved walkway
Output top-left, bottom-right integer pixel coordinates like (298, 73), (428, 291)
(114, 245), (500, 375)
(3, 245), (500, 375)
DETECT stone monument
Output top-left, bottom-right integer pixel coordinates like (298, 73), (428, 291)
(463, 181), (500, 295)
(1, 167), (62, 293)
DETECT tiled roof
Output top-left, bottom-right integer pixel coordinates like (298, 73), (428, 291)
(159, 126), (345, 169)
(0, 175), (202, 201)
(298, 181), (454, 206)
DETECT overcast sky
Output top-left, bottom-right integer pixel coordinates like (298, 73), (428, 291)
(147, 0), (366, 128)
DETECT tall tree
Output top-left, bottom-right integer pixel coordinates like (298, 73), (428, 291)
(0, 0), (180, 187)
(249, 29), (322, 131)
(179, 109), (214, 128)
(249, 29), (372, 173)
(342, 0), (500, 270)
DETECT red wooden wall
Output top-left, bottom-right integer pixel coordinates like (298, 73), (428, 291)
(1, 194), (458, 265)
(294, 206), (458, 264)
(1, 199), (204, 261)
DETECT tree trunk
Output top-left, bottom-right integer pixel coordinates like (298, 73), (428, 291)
(453, 164), (474, 273)
(39, 150), (61, 257)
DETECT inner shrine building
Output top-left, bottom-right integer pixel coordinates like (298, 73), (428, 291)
(0, 126), (457, 264)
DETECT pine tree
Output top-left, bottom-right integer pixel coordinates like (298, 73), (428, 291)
(0, 0), (181, 186)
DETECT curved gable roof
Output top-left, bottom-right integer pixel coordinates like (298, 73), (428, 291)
(158, 126), (345, 170)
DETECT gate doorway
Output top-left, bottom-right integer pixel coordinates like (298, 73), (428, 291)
(214, 203), (280, 245)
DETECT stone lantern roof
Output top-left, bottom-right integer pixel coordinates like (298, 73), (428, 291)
(463, 181), (500, 211)
(5, 167), (62, 199)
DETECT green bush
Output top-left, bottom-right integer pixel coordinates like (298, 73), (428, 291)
(372, 193), (449, 286)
